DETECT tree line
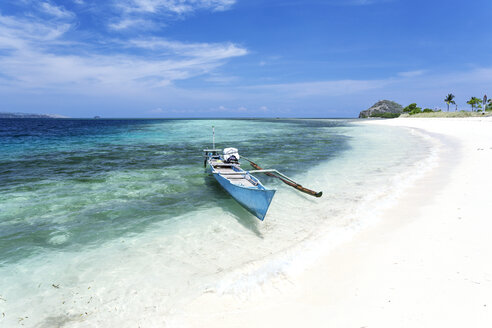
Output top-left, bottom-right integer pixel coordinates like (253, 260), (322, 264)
(403, 94), (492, 115)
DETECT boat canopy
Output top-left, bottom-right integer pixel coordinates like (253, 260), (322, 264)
(223, 147), (240, 161)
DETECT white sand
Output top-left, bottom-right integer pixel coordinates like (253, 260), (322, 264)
(176, 117), (492, 328)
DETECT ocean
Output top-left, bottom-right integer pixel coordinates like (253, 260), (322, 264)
(0, 118), (436, 327)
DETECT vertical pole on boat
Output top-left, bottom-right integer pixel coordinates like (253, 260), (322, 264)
(212, 126), (215, 149)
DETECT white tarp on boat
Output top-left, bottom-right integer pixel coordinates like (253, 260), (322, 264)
(223, 147), (240, 161)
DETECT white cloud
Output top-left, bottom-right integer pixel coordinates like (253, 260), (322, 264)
(108, 18), (156, 30)
(217, 67), (492, 114)
(237, 66), (492, 103)
(110, 0), (236, 31)
(39, 2), (74, 19)
(129, 39), (247, 59)
(0, 13), (247, 94)
(0, 15), (72, 45)
(118, 0), (236, 14)
(149, 107), (164, 113)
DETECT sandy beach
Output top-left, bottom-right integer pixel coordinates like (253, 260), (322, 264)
(179, 117), (492, 327)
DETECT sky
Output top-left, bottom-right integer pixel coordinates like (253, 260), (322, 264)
(0, 0), (491, 118)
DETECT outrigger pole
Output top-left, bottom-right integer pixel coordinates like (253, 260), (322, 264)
(241, 157), (322, 198)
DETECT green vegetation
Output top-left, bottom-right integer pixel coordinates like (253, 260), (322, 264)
(361, 92), (492, 119)
(403, 103), (422, 114)
(444, 93), (455, 112)
(370, 112), (401, 118)
(467, 97), (482, 111)
(403, 93), (491, 116)
(401, 111), (491, 118)
(402, 103), (425, 115)
(486, 100), (492, 111)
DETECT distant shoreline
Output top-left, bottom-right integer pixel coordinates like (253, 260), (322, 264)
(0, 112), (67, 119)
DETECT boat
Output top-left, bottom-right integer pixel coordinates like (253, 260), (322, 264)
(203, 127), (322, 221)
(204, 148), (276, 220)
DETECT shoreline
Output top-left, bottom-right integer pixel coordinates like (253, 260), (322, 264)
(177, 117), (492, 327)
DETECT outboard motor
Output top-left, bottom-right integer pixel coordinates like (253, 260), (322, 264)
(223, 147), (240, 164)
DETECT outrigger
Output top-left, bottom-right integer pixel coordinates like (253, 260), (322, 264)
(204, 127), (322, 221)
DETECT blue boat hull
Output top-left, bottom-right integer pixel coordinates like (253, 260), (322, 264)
(213, 173), (276, 220)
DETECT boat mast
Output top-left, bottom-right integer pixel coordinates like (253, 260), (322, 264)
(212, 126), (215, 149)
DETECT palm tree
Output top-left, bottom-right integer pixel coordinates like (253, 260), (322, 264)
(444, 93), (455, 112)
(467, 97), (481, 111)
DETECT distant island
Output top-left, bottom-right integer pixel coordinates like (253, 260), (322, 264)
(0, 112), (67, 119)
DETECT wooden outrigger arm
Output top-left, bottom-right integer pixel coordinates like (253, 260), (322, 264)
(239, 157), (323, 198)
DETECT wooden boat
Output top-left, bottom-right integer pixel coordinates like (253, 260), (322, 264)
(204, 148), (276, 220)
(203, 126), (322, 221)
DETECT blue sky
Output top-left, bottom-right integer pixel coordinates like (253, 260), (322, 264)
(0, 0), (491, 118)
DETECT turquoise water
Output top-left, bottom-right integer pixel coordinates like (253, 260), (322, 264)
(0, 118), (435, 327)
(0, 119), (348, 264)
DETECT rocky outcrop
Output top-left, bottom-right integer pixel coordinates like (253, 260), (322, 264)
(359, 100), (403, 118)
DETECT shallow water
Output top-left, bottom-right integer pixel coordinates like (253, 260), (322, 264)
(0, 118), (435, 327)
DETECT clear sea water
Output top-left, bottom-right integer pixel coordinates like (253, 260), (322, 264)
(0, 118), (436, 327)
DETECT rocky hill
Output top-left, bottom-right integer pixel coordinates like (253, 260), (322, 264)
(359, 100), (403, 118)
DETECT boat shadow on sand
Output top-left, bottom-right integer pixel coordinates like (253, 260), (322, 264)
(204, 176), (264, 238)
